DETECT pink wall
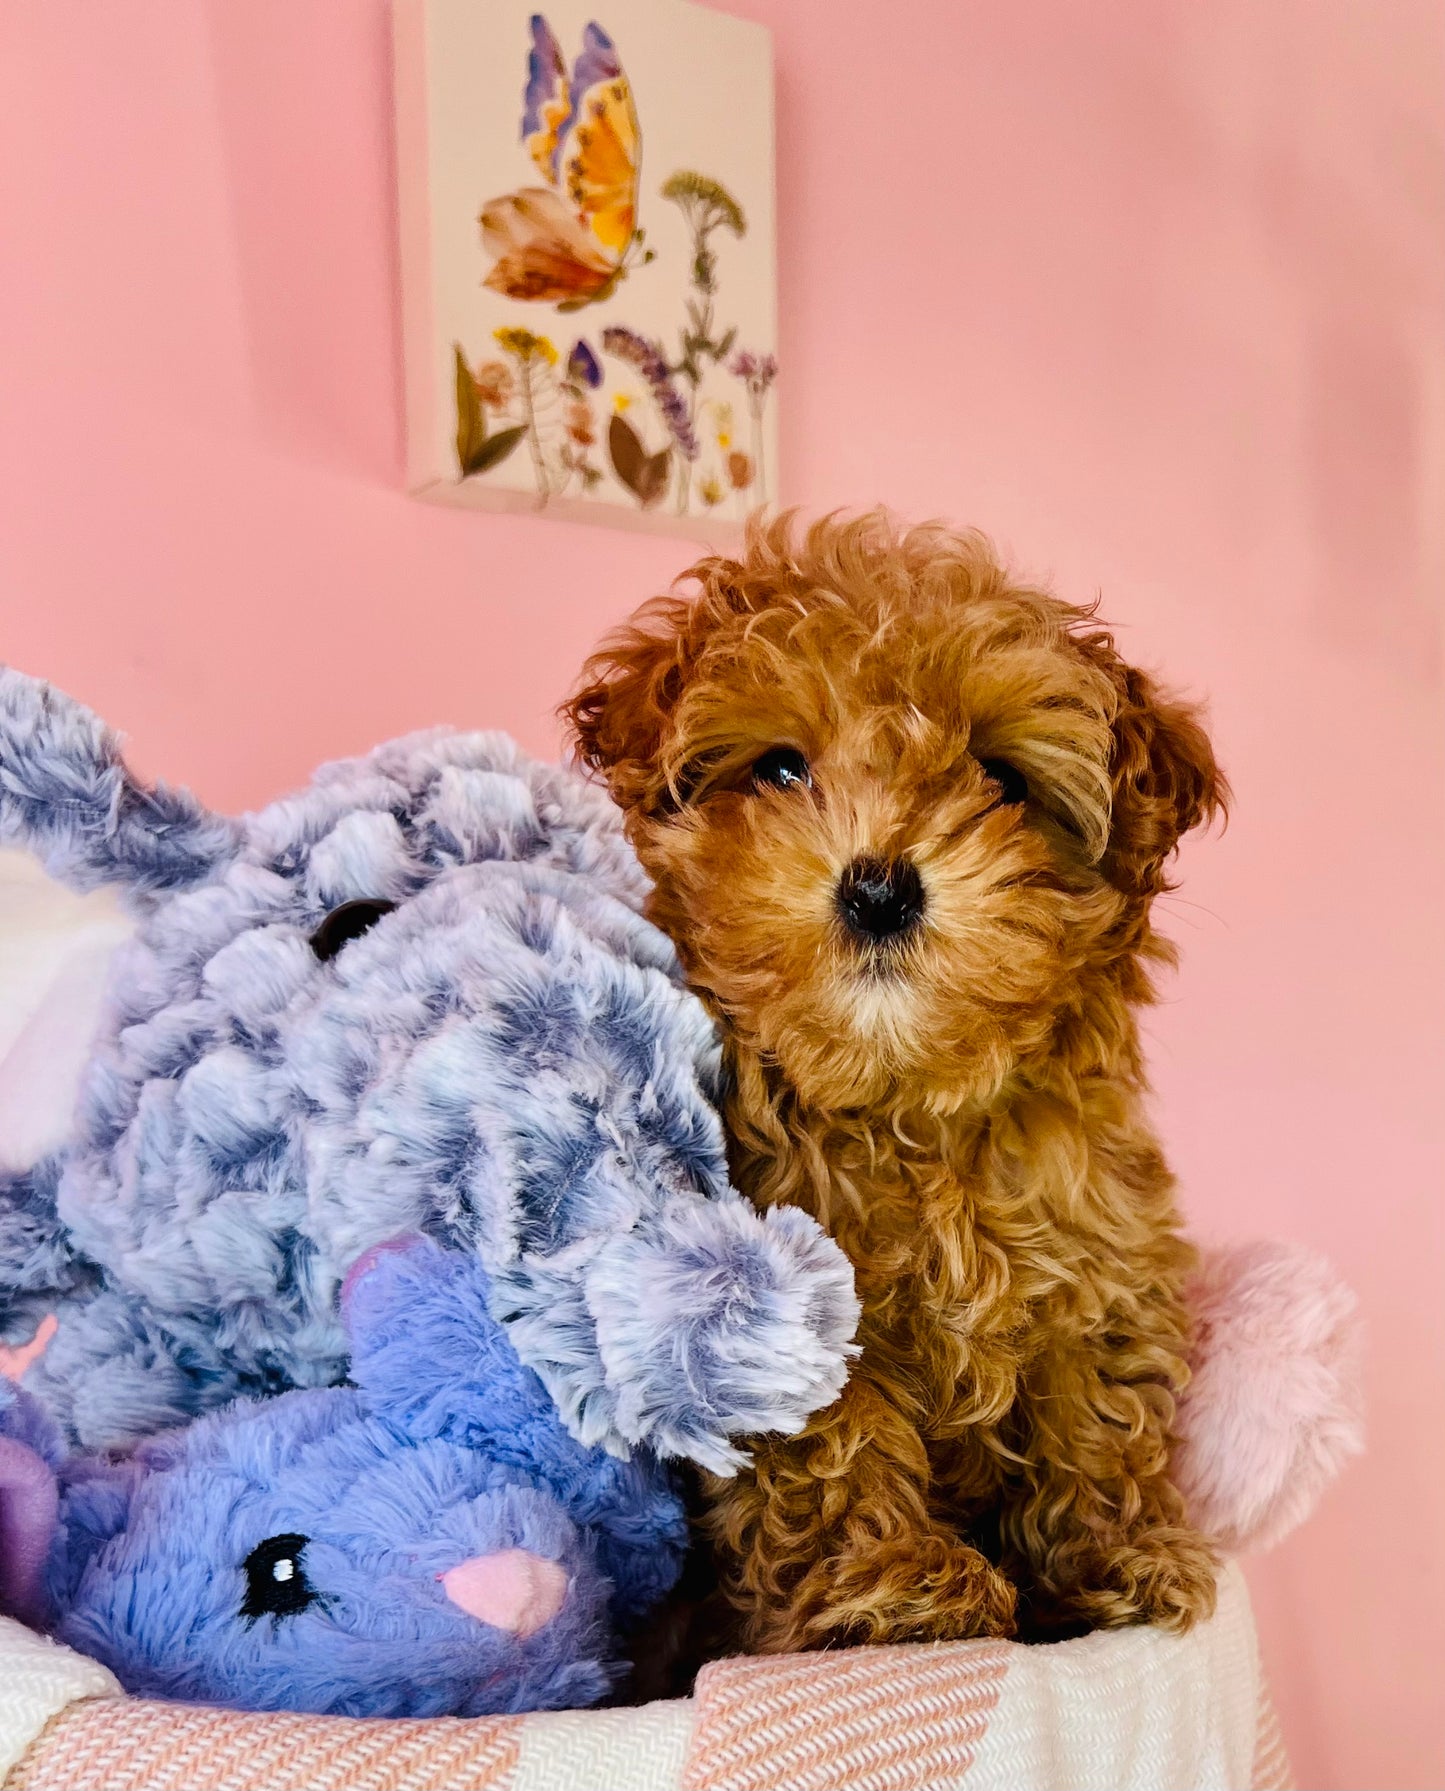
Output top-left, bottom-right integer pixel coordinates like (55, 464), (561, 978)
(2, 4), (1442, 1784)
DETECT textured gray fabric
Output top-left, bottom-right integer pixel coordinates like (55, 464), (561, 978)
(0, 668), (858, 1470)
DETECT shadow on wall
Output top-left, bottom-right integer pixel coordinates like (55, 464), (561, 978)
(1306, 309), (1440, 680)
(202, 0), (403, 486)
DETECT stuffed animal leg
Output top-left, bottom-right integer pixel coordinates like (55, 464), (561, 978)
(1174, 1239), (1364, 1552)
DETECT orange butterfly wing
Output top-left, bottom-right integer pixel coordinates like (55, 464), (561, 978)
(480, 188), (615, 304)
(480, 19), (640, 308)
(558, 69), (640, 256)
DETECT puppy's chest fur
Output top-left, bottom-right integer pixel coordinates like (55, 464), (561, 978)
(727, 1086), (1188, 1485)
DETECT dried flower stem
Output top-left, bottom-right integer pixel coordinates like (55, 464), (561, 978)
(517, 357), (552, 502)
(661, 172), (746, 513)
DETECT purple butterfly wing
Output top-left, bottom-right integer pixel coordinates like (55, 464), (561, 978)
(569, 21), (623, 115)
(522, 14), (571, 181)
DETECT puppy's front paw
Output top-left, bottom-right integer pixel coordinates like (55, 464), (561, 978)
(1063, 1525), (1219, 1634)
(757, 1532), (1019, 1652)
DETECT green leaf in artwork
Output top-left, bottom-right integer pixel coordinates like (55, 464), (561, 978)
(608, 411), (645, 490)
(454, 344), (487, 474)
(638, 447), (670, 507)
(454, 345), (525, 477)
(608, 413), (669, 508)
(467, 425), (526, 474)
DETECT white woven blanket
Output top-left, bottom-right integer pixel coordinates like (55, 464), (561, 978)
(1, 1564), (1288, 1791)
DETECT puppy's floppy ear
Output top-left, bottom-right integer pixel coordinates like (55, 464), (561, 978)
(565, 522), (800, 814)
(564, 579), (730, 817)
(1098, 660), (1228, 898)
(563, 596), (690, 815)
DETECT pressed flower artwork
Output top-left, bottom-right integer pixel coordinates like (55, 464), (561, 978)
(395, 0), (777, 539)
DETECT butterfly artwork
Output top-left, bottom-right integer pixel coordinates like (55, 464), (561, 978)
(395, 0), (778, 537)
(480, 17), (652, 313)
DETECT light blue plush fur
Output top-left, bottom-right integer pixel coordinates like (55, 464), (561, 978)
(0, 668), (858, 1471)
(0, 1237), (688, 1716)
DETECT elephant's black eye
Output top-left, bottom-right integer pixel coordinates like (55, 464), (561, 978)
(979, 759), (1029, 806)
(241, 1533), (316, 1622)
(309, 899), (396, 961)
(751, 747), (811, 792)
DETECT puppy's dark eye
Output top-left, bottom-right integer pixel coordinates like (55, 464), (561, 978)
(979, 759), (1029, 806)
(241, 1533), (316, 1621)
(309, 898), (397, 961)
(752, 747), (812, 792)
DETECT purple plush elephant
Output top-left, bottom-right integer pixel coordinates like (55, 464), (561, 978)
(0, 1236), (688, 1717)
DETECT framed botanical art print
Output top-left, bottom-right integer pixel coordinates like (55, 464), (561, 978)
(394, 0), (777, 538)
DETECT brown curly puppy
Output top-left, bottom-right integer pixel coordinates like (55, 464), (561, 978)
(564, 511), (1226, 1654)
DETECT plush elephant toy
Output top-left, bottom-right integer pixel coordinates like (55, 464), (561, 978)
(0, 1235), (689, 1716)
(0, 668), (859, 1471)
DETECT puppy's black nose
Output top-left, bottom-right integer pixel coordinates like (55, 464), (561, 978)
(837, 856), (925, 942)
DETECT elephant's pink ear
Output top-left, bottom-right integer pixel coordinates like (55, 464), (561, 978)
(0, 1434), (60, 1628)
(0, 1313), (59, 1382)
(338, 1234), (437, 1346)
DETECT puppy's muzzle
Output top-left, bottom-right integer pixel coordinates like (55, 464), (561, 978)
(837, 856), (925, 944)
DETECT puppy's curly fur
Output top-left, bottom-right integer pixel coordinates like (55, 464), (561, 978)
(564, 511), (1228, 1653)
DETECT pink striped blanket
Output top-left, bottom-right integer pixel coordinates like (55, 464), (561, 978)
(1, 1563), (1288, 1791)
